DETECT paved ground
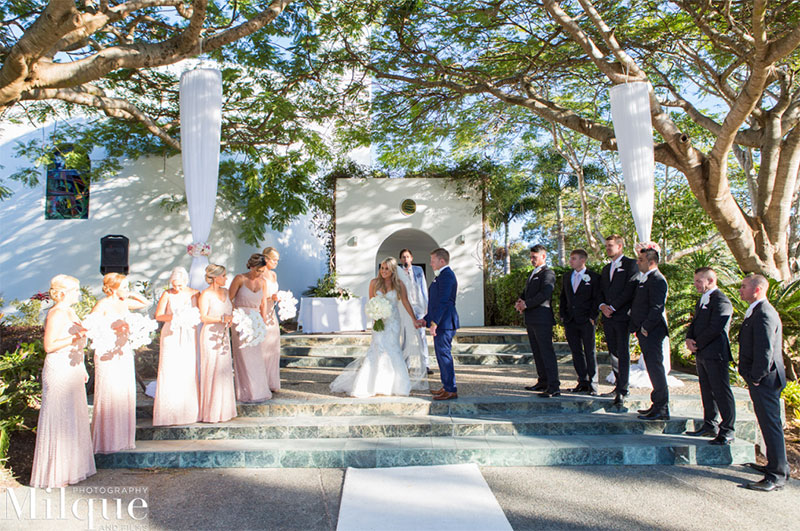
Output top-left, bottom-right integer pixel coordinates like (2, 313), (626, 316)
(3, 465), (796, 530)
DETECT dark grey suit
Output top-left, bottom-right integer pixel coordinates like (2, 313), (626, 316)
(686, 289), (736, 436)
(521, 266), (559, 392)
(629, 269), (669, 414)
(738, 300), (789, 484)
(599, 256), (638, 395)
(560, 269), (601, 392)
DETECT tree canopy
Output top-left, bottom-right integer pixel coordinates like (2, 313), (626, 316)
(321, 0), (800, 279)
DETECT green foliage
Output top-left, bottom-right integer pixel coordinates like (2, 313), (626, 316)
(782, 380), (800, 419)
(5, 298), (46, 327)
(0, 341), (47, 462)
(74, 287), (98, 320)
(304, 272), (354, 299)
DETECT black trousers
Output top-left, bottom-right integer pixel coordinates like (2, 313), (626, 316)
(526, 323), (560, 392)
(636, 325), (669, 413)
(564, 320), (598, 391)
(603, 318), (630, 395)
(748, 372), (790, 484)
(696, 356), (736, 437)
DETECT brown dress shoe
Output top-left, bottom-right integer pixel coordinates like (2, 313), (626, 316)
(430, 388), (446, 395)
(433, 391), (458, 401)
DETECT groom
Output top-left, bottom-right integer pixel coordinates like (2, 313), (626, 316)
(419, 248), (460, 400)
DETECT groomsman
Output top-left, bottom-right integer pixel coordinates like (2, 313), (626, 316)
(559, 249), (601, 395)
(398, 248), (432, 374)
(630, 248), (670, 420)
(599, 235), (638, 406)
(738, 274), (789, 492)
(685, 267), (736, 444)
(515, 245), (560, 397)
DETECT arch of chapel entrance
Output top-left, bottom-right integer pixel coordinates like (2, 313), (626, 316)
(374, 229), (439, 285)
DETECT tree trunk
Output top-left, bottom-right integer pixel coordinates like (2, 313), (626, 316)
(503, 220), (511, 275)
(575, 167), (602, 258)
(555, 194), (566, 266)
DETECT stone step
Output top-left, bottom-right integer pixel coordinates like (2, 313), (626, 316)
(280, 331), (529, 347)
(134, 412), (759, 443)
(281, 343), (551, 356)
(94, 433), (755, 469)
(280, 351), (611, 368)
(129, 395), (754, 419)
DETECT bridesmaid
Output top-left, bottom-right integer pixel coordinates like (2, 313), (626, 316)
(153, 267), (200, 426)
(198, 264), (237, 423)
(262, 247), (282, 392)
(90, 273), (148, 454)
(31, 275), (96, 488)
(229, 254), (271, 402)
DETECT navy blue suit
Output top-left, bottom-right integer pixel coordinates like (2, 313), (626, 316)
(738, 300), (788, 484)
(424, 266), (459, 393)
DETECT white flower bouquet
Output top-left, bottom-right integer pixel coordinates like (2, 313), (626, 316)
(126, 313), (158, 350)
(81, 313), (117, 353)
(365, 294), (393, 332)
(232, 308), (268, 348)
(276, 290), (298, 321)
(170, 306), (201, 330)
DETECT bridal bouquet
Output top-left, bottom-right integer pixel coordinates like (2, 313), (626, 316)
(276, 290), (298, 321)
(232, 308), (268, 348)
(365, 294), (393, 332)
(170, 306), (201, 330)
(126, 313), (158, 350)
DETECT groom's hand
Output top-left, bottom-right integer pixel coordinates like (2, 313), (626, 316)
(429, 323), (437, 337)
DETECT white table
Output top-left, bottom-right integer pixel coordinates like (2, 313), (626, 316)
(298, 297), (367, 333)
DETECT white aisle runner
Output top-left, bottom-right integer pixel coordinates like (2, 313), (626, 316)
(336, 464), (513, 531)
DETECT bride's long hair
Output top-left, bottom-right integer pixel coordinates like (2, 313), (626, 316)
(374, 257), (405, 295)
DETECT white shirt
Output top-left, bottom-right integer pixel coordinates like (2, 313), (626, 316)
(699, 287), (717, 308)
(609, 255), (624, 280)
(744, 298), (765, 319)
(528, 265), (543, 282)
(572, 268), (586, 292)
(638, 268), (656, 283)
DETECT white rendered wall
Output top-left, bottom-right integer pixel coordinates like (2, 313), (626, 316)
(0, 126), (325, 306)
(335, 178), (485, 326)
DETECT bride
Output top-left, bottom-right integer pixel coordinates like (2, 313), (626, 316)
(330, 257), (428, 397)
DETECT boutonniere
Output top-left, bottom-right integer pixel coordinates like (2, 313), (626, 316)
(581, 274), (591, 283)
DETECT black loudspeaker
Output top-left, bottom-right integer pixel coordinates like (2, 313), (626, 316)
(100, 234), (129, 275)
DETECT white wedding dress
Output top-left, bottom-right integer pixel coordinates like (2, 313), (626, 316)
(330, 290), (427, 397)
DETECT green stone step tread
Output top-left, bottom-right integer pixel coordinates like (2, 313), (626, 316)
(125, 394), (755, 418)
(280, 352), (612, 367)
(93, 433), (755, 469)
(280, 333), (529, 347)
(134, 412), (759, 442)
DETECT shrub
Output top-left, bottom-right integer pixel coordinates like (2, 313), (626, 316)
(304, 272), (354, 299)
(0, 341), (47, 462)
(781, 379), (800, 420)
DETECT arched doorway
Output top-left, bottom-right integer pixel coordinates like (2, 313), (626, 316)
(375, 229), (439, 285)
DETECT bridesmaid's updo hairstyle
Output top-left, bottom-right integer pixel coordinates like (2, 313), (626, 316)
(262, 246), (280, 260)
(169, 267), (189, 285)
(49, 274), (80, 302)
(246, 254), (267, 270)
(102, 272), (126, 296)
(205, 264), (227, 285)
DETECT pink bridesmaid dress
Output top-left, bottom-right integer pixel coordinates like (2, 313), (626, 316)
(264, 279), (281, 392)
(92, 313), (136, 454)
(153, 292), (200, 426)
(198, 294), (237, 423)
(231, 285), (271, 402)
(31, 332), (96, 487)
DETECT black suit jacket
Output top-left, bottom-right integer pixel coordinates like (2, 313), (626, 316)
(520, 266), (556, 326)
(599, 256), (638, 322)
(559, 269), (601, 325)
(686, 289), (733, 362)
(738, 300), (785, 388)
(629, 269), (668, 333)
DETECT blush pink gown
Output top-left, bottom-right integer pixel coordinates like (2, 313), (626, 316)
(31, 327), (96, 488)
(264, 279), (281, 392)
(91, 313), (136, 454)
(153, 291), (200, 426)
(231, 284), (271, 402)
(198, 294), (237, 423)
